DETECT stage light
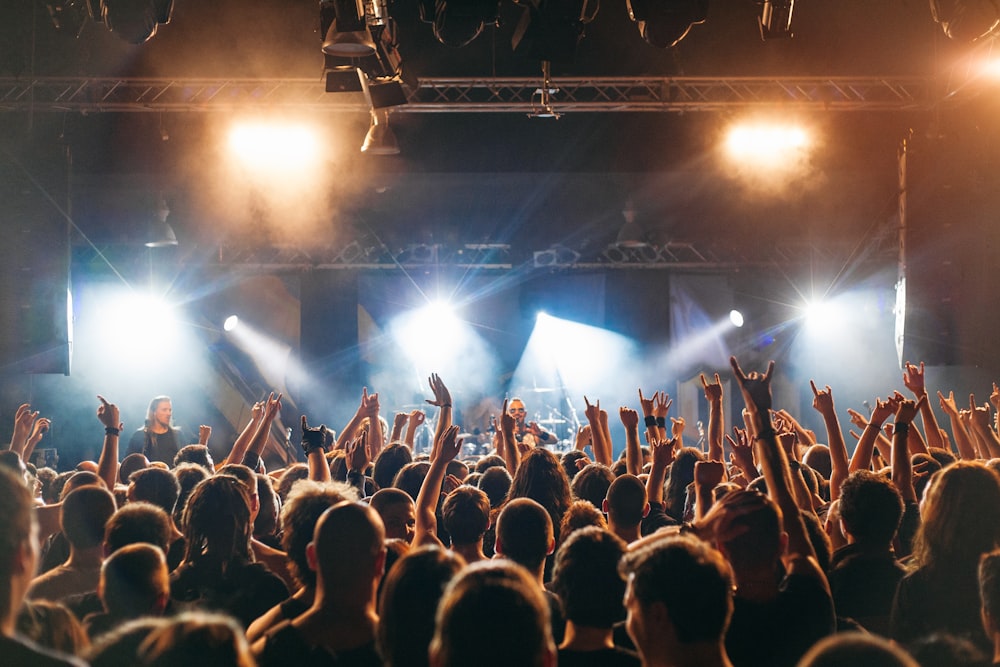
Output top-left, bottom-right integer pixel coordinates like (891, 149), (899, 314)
(511, 0), (598, 62)
(321, 0), (377, 57)
(724, 123), (811, 166)
(803, 299), (837, 332)
(223, 315), (239, 332)
(729, 309), (745, 328)
(227, 122), (320, 171)
(626, 0), (707, 48)
(758, 0), (794, 40)
(361, 110), (400, 155)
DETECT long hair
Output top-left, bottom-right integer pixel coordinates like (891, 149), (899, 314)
(180, 476), (253, 572)
(508, 448), (571, 540)
(144, 396), (172, 430)
(912, 461), (1000, 575)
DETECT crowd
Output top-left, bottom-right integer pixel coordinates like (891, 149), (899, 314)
(4, 358), (1000, 666)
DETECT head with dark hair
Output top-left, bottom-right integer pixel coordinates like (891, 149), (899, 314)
(393, 461), (431, 501)
(310, 501), (386, 592)
(495, 498), (553, 574)
(128, 467), (180, 515)
(798, 632), (918, 667)
(430, 560), (554, 667)
(800, 508), (831, 574)
(280, 480), (358, 588)
(927, 446), (957, 470)
(16, 599), (89, 655)
(442, 486), (490, 547)
(446, 459), (469, 482)
(604, 474), (648, 528)
(119, 453), (150, 485)
(571, 463), (614, 509)
(981, 550), (1000, 627)
(474, 455), (506, 474)
(172, 463), (210, 529)
(275, 464), (309, 503)
(378, 545), (464, 667)
(913, 461), (1000, 574)
(180, 475), (253, 568)
(61, 470), (103, 499)
(0, 468), (35, 624)
(712, 489), (783, 571)
(138, 611), (255, 667)
(100, 543), (170, 617)
(105, 501), (173, 554)
(558, 499), (607, 546)
(839, 470), (904, 547)
(552, 526), (627, 628)
(62, 485), (117, 551)
(509, 448), (571, 541)
(371, 487), (416, 543)
(478, 466), (512, 509)
(905, 633), (988, 666)
(144, 396), (173, 431)
(664, 447), (705, 521)
(35, 466), (59, 504)
(0, 450), (27, 481)
(620, 534), (734, 650)
(560, 451), (588, 482)
(86, 618), (169, 667)
(802, 445), (832, 481)
(910, 453), (942, 501)
(374, 443), (414, 491)
(173, 445), (213, 472)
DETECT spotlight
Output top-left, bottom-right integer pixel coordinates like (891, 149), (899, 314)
(429, 0), (501, 47)
(145, 197), (178, 248)
(757, 0), (794, 39)
(929, 0), (1000, 41)
(626, 0), (707, 48)
(729, 309), (745, 328)
(511, 0), (598, 63)
(321, 0), (377, 57)
(361, 110), (400, 155)
(223, 315), (239, 332)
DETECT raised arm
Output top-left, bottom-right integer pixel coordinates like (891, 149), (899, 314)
(620, 407), (642, 476)
(730, 356), (826, 586)
(243, 392), (282, 469)
(335, 387), (374, 452)
(95, 396), (120, 490)
(584, 397), (611, 466)
(848, 397), (897, 473)
(891, 397), (924, 503)
(346, 430), (373, 497)
(389, 412), (407, 443)
(645, 436), (675, 506)
(404, 409), (426, 448)
(301, 416), (332, 483)
(969, 393), (1000, 459)
(413, 424), (462, 547)
(220, 400), (264, 469)
(810, 380), (849, 500)
(902, 361), (946, 451)
(498, 398), (519, 473)
(425, 374), (452, 461)
(7, 403), (36, 455)
(937, 390), (977, 460)
(773, 408), (817, 448)
(693, 459), (725, 521)
(726, 426), (758, 483)
(701, 372), (725, 462)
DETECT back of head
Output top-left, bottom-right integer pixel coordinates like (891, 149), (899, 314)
(442, 486), (490, 547)
(495, 498), (553, 573)
(63, 485), (117, 551)
(0, 450), (27, 479)
(0, 466), (34, 588)
(431, 560), (553, 667)
(474, 455), (506, 474)
(478, 466), (512, 509)
(509, 448), (571, 529)
(86, 618), (170, 667)
(105, 502), (173, 553)
(620, 534), (733, 645)
(61, 470), (103, 499)
(664, 447), (705, 518)
(16, 599), (89, 655)
(313, 501), (385, 588)
(552, 526), (627, 628)
(980, 550), (1000, 625)
(275, 463), (309, 503)
(839, 470), (904, 546)
(254, 474), (280, 539)
(605, 474), (647, 527)
(802, 445), (832, 481)
(172, 463), (210, 528)
(558, 499), (607, 546)
(798, 632), (919, 667)
(100, 543), (169, 616)
(281, 480), (358, 589)
(394, 461), (431, 501)
(560, 450), (588, 482)
(914, 461), (1000, 572)
(714, 489), (783, 570)
(374, 443), (414, 491)
(571, 463), (614, 509)
(138, 612), (255, 667)
(129, 467), (180, 515)
(181, 475), (252, 566)
(173, 445), (213, 472)
(120, 453), (150, 484)
(378, 545), (464, 667)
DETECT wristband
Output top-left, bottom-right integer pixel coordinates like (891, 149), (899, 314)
(656, 417), (666, 429)
(644, 415), (657, 428)
(441, 403), (452, 408)
(105, 426), (120, 437)
(894, 422), (910, 434)
(754, 429), (776, 441)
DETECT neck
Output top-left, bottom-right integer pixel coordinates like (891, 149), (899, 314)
(67, 546), (104, 569)
(560, 622), (614, 651)
(150, 423), (169, 434)
(609, 521), (642, 545)
(299, 591), (378, 648)
(452, 541), (487, 564)
(644, 641), (733, 667)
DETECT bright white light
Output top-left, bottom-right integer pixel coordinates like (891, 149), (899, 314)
(390, 300), (480, 376)
(729, 309), (745, 328)
(803, 299), (838, 332)
(223, 315), (239, 332)
(227, 122), (320, 170)
(724, 122), (811, 166)
(86, 288), (182, 367)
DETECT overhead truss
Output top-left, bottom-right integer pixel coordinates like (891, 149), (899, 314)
(0, 76), (936, 113)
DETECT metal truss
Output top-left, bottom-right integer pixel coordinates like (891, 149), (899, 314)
(0, 76), (935, 113)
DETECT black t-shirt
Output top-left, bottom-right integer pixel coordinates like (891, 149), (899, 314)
(0, 634), (87, 667)
(891, 565), (992, 654)
(127, 427), (182, 466)
(558, 646), (640, 667)
(827, 543), (906, 636)
(256, 622), (383, 667)
(725, 573), (835, 667)
(170, 559), (289, 628)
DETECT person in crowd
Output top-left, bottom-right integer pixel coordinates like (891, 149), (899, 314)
(127, 396), (185, 466)
(370, 487), (417, 544)
(603, 474), (649, 545)
(84, 543), (170, 640)
(506, 397), (557, 447)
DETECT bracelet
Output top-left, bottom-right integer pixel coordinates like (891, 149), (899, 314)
(441, 403), (452, 408)
(894, 422), (910, 433)
(656, 417), (666, 429)
(104, 426), (120, 437)
(644, 415), (657, 428)
(754, 429), (776, 441)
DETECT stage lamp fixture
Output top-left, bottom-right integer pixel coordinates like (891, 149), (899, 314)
(420, 0), (501, 48)
(626, 0), (707, 48)
(757, 0), (794, 39)
(511, 0), (599, 63)
(361, 109), (400, 155)
(321, 0), (377, 57)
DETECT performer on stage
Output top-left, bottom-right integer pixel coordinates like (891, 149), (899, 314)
(507, 397), (556, 447)
(126, 395), (184, 466)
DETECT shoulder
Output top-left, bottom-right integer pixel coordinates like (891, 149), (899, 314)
(0, 634), (87, 667)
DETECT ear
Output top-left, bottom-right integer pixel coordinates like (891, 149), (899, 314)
(374, 546), (387, 579)
(153, 590), (170, 614)
(602, 498), (609, 515)
(494, 537), (503, 556)
(546, 536), (555, 556)
(642, 502), (650, 518)
(305, 541), (318, 571)
(779, 531), (789, 555)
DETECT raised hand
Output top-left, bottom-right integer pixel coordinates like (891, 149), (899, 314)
(251, 400), (265, 421)
(619, 406), (639, 430)
(870, 396), (898, 425)
(810, 380), (835, 415)
(574, 424), (592, 451)
(670, 416), (685, 439)
(653, 392), (672, 419)
(902, 361), (927, 396)
(694, 459), (726, 487)
(730, 356), (775, 416)
(198, 424), (212, 445)
(701, 373), (723, 402)
(347, 434), (371, 472)
(895, 395), (926, 425)
(936, 390), (958, 415)
(584, 396), (601, 424)
(301, 415), (330, 452)
(264, 392), (282, 419)
(437, 424), (463, 462)
(96, 395), (121, 431)
(649, 437), (676, 469)
(426, 374), (452, 408)
(499, 398), (515, 434)
(969, 393), (993, 431)
(726, 427), (755, 475)
(360, 387), (379, 416)
(846, 408), (868, 429)
(638, 388), (655, 416)
(991, 383), (1000, 410)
